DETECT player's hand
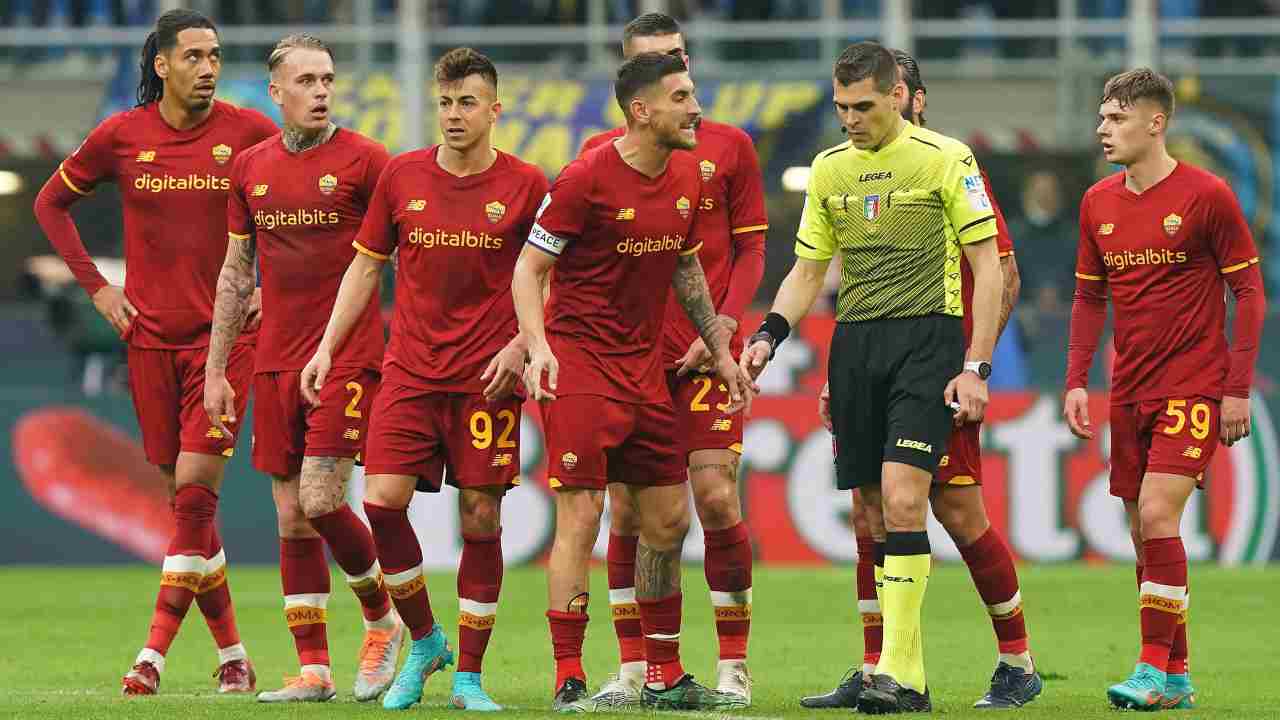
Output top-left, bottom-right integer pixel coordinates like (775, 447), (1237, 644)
(1221, 395), (1251, 446)
(300, 349), (332, 407)
(482, 337), (527, 401)
(524, 340), (559, 402)
(944, 370), (988, 425)
(740, 339), (772, 382)
(92, 284), (137, 336)
(202, 372), (237, 441)
(1063, 387), (1093, 439)
(674, 337), (712, 377)
(819, 381), (833, 432)
(713, 349), (755, 416)
(245, 287), (263, 333)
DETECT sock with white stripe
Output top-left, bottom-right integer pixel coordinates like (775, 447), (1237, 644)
(639, 592), (684, 690)
(1139, 537), (1187, 672)
(195, 528), (243, 653)
(364, 502), (436, 640)
(705, 522), (752, 661)
(606, 533), (645, 670)
(145, 484), (216, 656)
(855, 535), (882, 674)
(280, 536), (331, 670)
(308, 505), (394, 628)
(957, 527), (1032, 672)
(457, 532), (502, 672)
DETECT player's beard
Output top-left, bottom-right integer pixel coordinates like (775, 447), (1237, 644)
(663, 118), (698, 151)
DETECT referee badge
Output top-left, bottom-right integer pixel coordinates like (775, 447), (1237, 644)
(863, 194), (882, 220)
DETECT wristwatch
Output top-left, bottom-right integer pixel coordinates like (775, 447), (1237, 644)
(964, 361), (992, 380)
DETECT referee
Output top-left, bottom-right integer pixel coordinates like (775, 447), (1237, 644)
(741, 41), (1001, 713)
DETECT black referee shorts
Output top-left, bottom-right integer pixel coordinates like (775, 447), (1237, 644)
(829, 314), (964, 490)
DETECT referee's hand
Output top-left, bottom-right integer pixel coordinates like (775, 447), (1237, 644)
(944, 371), (988, 425)
(740, 339), (772, 382)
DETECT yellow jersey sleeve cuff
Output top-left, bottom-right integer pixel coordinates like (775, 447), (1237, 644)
(794, 241), (833, 261)
(678, 241), (704, 256)
(1075, 272), (1104, 281)
(1220, 257), (1260, 274)
(228, 231), (251, 241)
(353, 241), (390, 260)
(731, 224), (769, 235)
(956, 216), (997, 244)
(59, 165), (89, 195)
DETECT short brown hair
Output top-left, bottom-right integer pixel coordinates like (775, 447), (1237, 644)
(1102, 68), (1175, 118)
(267, 34), (332, 74)
(615, 51), (687, 121)
(623, 13), (682, 49)
(833, 41), (897, 93)
(435, 47), (498, 91)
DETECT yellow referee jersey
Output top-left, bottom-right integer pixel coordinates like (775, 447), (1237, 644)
(796, 122), (996, 322)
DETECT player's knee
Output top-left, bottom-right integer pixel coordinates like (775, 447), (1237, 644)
(643, 508), (690, 551)
(693, 480), (741, 530)
(1138, 498), (1180, 540)
(363, 476), (413, 510)
(298, 486), (343, 519)
(459, 491), (502, 536)
(932, 492), (988, 547)
(274, 496), (313, 538)
(608, 489), (641, 536)
(557, 491), (605, 548)
(882, 490), (928, 531)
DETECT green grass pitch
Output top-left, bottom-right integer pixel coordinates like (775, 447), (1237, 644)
(2, 563), (1276, 718)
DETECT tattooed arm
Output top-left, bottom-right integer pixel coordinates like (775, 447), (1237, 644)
(203, 233), (257, 437)
(997, 253), (1021, 340)
(673, 252), (754, 412)
(672, 253), (733, 356)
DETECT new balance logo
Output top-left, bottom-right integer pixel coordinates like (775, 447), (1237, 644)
(616, 208), (636, 221)
(711, 419), (733, 432)
(1183, 446), (1202, 459)
(406, 199), (426, 211)
(1098, 223), (1115, 235)
(136, 150), (156, 162)
(491, 453), (513, 467)
(251, 184), (268, 197)
(895, 438), (932, 453)
(206, 427), (225, 439)
(343, 428), (360, 441)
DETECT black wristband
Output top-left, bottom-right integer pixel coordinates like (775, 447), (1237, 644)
(751, 312), (791, 359)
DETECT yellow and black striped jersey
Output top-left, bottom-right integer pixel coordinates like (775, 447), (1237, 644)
(795, 122), (996, 322)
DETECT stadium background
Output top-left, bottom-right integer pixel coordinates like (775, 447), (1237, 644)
(1, 0), (1278, 570)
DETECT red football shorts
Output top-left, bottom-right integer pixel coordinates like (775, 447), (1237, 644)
(541, 394), (685, 491)
(1110, 396), (1220, 501)
(363, 382), (520, 492)
(251, 366), (380, 477)
(666, 370), (744, 460)
(935, 421), (982, 486)
(127, 342), (253, 466)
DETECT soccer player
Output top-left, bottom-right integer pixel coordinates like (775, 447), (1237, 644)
(1064, 69), (1265, 711)
(300, 47), (547, 712)
(32, 9), (277, 695)
(204, 34), (403, 703)
(743, 41), (1002, 713)
(802, 49), (1041, 710)
(514, 51), (754, 713)
(577, 13), (767, 707)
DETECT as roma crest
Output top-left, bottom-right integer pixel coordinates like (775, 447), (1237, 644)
(211, 144), (232, 165)
(318, 174), (338, 195)
(676, 196), (691, 219)
(699, 159), (716, 182)
(485, 200), (506, 224)
(1162, 213), (1182, 237)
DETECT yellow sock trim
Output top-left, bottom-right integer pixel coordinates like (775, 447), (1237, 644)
(876, 553), (930, 693)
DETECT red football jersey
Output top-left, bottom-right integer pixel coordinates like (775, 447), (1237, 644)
(531, 143), (705, 403)
(354, 147), (548, 393)
(227, 129), (389, 372)
(581, 121), (769, 364)
(58, 100), (278, 349)
(959, 167), (1015, 342)
(1072, 163), (1259, 402)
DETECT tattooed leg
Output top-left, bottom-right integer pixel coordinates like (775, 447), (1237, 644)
(299, 456), (355, 519)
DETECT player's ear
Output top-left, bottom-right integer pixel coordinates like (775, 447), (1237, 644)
(267, 79), (283, 107)
(630, 96), (649, 125)
(154, 50), (168, 80)
(490, 100), (502, 123)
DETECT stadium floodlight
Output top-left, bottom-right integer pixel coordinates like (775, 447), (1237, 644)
(0, 170), (23, 195)
(782, 166), (810, 192)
